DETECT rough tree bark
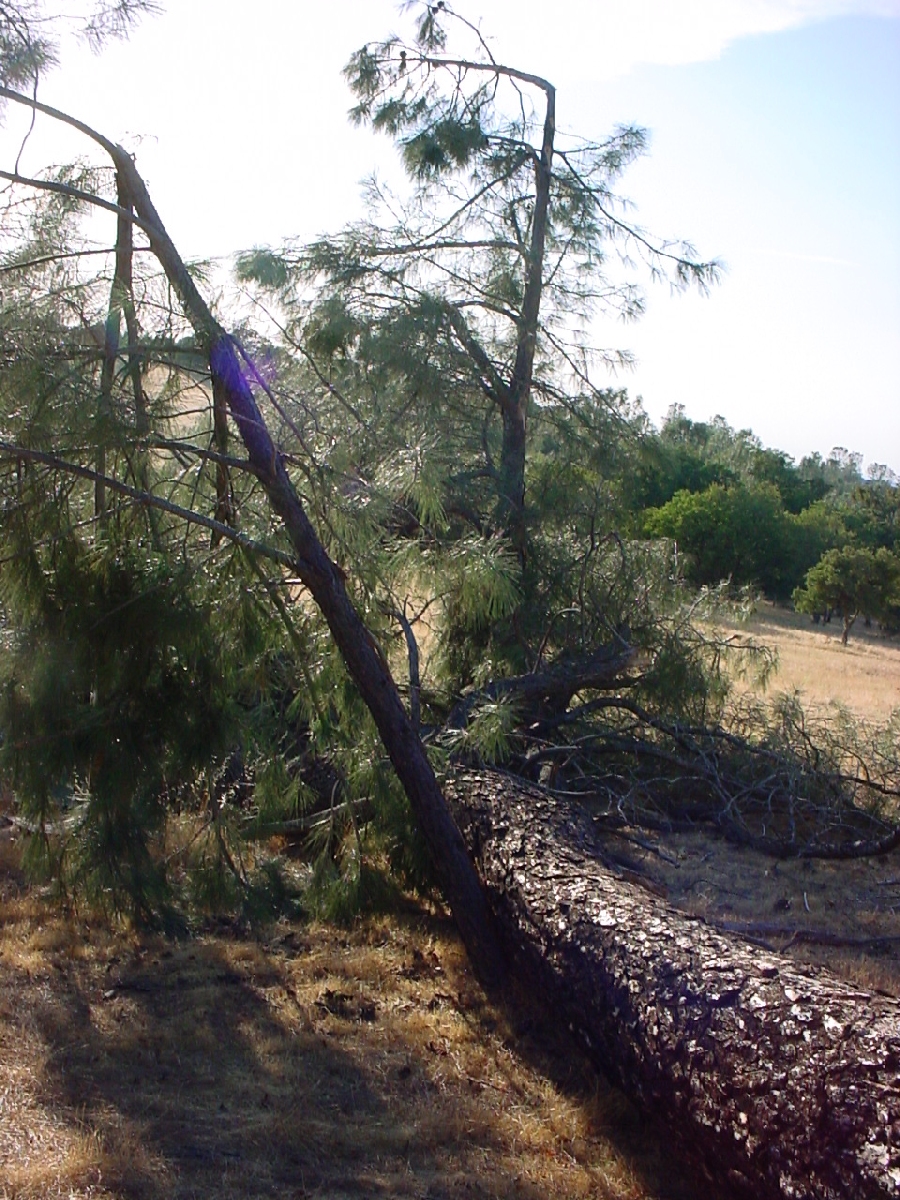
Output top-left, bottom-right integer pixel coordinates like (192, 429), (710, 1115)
(446, 768), (900, 1200)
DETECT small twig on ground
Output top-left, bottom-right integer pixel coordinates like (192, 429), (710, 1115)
(604, 828), (681, 867)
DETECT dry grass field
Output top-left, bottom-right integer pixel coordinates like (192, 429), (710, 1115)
(1, 605), (898, 1199)
(0, 828), (705, 1200)
(3, 838), (896, 1200)
(717, 601), (900, 721)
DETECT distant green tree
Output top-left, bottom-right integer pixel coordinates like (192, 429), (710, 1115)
(633, 407), (826, 517)
(643, 482), (795, 597)
(840, 478), (900, 552)
(798, 447), (865, 496)
(623, 437), (734, 514)
(786, 500), (847, 581)
(792, 546), (900, 644)
(747, 447), (828, 514)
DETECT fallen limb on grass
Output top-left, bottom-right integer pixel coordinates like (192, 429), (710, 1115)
(447, 768), (900, 1199)
(444, 640), (635, 732)
(711, 920), (900, 952)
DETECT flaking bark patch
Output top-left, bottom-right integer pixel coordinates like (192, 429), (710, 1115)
(447, 768), (900, 1199)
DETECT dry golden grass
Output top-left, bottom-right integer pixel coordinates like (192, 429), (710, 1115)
(598, 823), (900, 998)
(718, 601), (900, 721)
(0, 829), (706, 1200)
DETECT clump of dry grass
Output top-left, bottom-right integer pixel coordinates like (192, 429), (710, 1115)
(718, 601), (900, 720)
(0, 826), (700, 1200)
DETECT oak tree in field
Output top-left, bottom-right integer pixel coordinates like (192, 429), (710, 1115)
(642, 481), (794, 596)
(793, 544), (900, 644)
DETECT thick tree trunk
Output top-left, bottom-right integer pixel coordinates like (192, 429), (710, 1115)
(446, 768), (900, 1199)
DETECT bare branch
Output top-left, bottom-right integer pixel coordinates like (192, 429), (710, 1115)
(0, 440), (296, 568)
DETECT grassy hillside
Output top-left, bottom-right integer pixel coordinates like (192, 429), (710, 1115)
(721, 602), (900, 720)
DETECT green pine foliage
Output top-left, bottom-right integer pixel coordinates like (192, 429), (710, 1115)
(0, 537), (234, 922)
(0, 1), (896, 932)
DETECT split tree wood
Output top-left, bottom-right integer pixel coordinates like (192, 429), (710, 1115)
(446, 768), (900, 1200)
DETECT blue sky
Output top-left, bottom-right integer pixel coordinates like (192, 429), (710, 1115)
(581, 13), (900, 468)
(2, 1), (898, 470)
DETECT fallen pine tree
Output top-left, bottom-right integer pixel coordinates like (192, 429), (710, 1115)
(446, 767), (900, 1200)
(1, 52), (898, 1200)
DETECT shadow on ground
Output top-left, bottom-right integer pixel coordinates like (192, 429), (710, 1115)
(0, 836), (720, 1199)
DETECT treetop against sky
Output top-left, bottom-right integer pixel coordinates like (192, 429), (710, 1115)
(0, 0), (897, 470)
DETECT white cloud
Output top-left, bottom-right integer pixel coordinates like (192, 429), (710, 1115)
(472, 0), (900, 79)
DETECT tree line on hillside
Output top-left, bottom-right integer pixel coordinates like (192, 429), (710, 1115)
(0, 0), (897, 945)
(634, 411), (900, 641)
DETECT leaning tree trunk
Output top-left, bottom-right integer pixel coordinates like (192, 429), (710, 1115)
(446, 768), (900, 1200)
(113, 156), (505, 986)
(0, 84), (505, 988)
